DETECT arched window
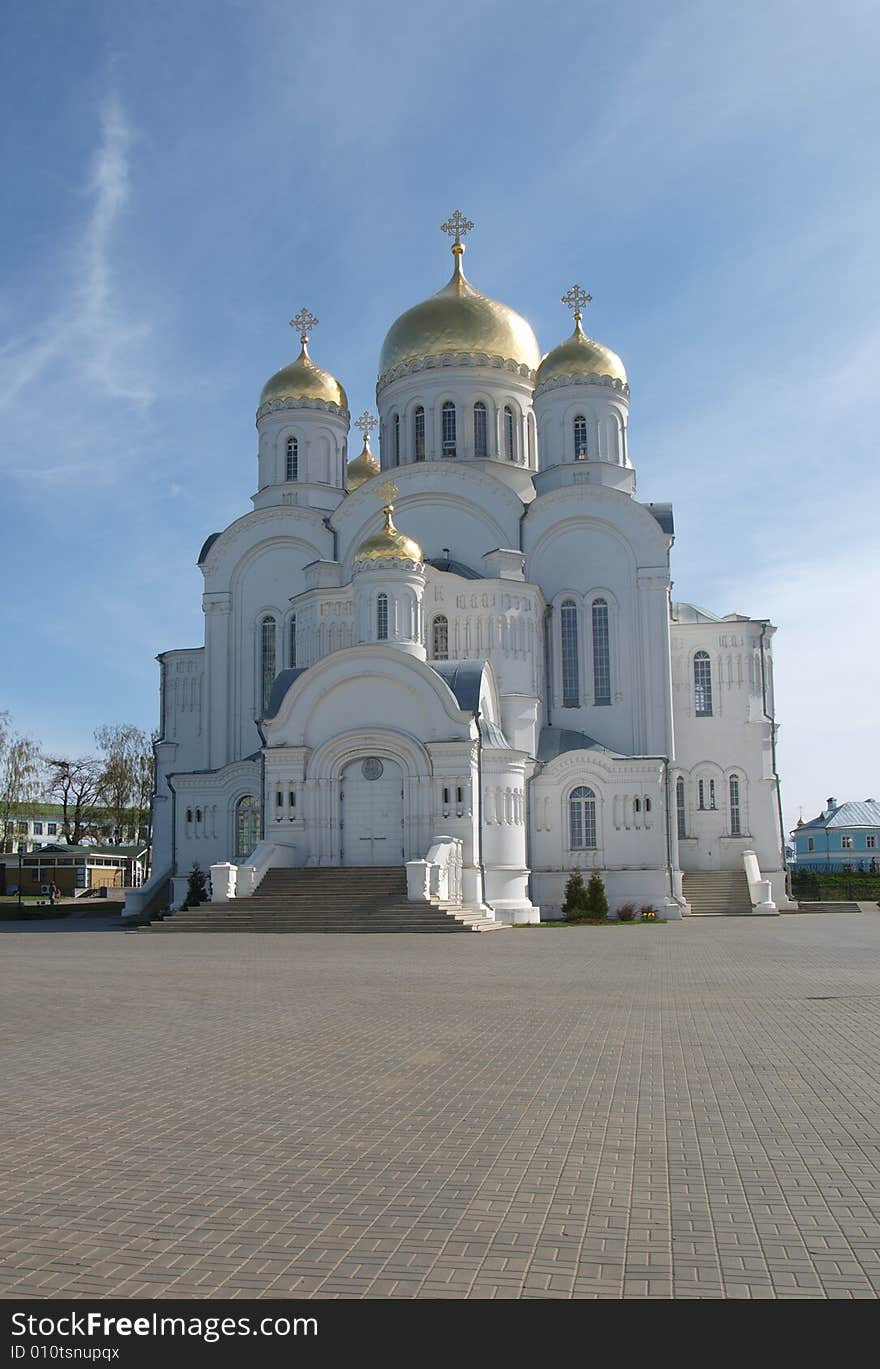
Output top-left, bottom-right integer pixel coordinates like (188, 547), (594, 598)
(285, 436), (298, 481)
(694, 651), (713, 716)
(288, 615), (297, 668)
(504, 405), (515, 460)
(393, 413), (400, 465)
(560, 600), (580, 707)
(569, 786), (597, 849)
(377, 593), (389, 640)
(574, 415), (588, 459)
(634, 797), (641, 813)
(698, 779), (706, 810)
(260, 616), (276, 713)
(592, 598), (611, 705)
(676, 778), (686, 838)
(709, 778), (716, 810)
(414, 406), (425, 461)
(729, 774), (741, 835)
(432, 615), (449, 660)
(474, 402), (488, 458)
(441, 401), (456, 457)
(235, 795), (261, 860)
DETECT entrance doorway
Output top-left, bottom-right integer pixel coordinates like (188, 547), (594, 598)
(340, 757), (404, 866)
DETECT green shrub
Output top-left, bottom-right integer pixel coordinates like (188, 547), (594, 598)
(584, 871), (609, 920)
(562, 868), (589, 917)
(616, 902), (636, 921)
(185, 864), (208, 908)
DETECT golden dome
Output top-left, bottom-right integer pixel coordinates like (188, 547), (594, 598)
(378, 245), (541, 381)
(536, 317), (627, 388)
(354, 499), (423, 564)
(347, 435), (381, 491)
(260, 340), (348, 410)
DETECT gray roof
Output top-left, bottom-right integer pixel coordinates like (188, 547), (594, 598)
(537, 726), (612, 762)
(197, 532), (222, 564)
(801, 800), (880, 831)
(263, 668), (309, 719)
(425, 556), (483, 580)
(641, 502), (674, 535)
(670, 602), (723, 624)
(430, 662), (484, 714)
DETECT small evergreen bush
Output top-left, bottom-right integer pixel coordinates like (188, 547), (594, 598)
(186, 864), (208, 908)
(562, 868), (589, 917)
(584, 871), (609, 920)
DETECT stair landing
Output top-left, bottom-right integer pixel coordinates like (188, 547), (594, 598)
(682, 870), (754, 917)
(146, 867), (505, 933)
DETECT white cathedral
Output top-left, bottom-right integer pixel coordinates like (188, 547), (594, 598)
(138, 213), (792, 923)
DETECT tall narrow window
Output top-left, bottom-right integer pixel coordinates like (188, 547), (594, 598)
(694, 651), (713, 716)
(592, 598), (611, 705)
(504, 406), (515, 460)
(235, 795), (261, 859)
(574, 415), (588, 459)
(560, 600), (580, 707)
(432, 615), (449, 660)
(569, 786), (597, 849)
(377, 593), (389, 640)
(260, 616), (276, 713)
(676, 778), (686, 839)
(285, 436), (298, 481)
(474, 401), (488, 458)
(393, 413), (400, 465)
(698, 779), (706, 810)
(414, 406), (425, 461)
(709, 778), (716, 810)
(289, 615), (297, 668)
(442, 401), (456, 457)
(729, 774), (741, 835)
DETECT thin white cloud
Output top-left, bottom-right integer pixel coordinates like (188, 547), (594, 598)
(0, 94), (154, 479)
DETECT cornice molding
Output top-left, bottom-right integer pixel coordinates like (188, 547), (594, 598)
(534, 372), (630, 399)
(377, 351), (536, 393)
(256, 397), (350, 423)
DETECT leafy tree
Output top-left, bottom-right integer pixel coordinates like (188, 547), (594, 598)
(43, 756), (106, 846)
(584, 871), (609, 920)
(94, 724), (154, 843)
(562, 868), (589, 917)
(0, 713), (43, 851)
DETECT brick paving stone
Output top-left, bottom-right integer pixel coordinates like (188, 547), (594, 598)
(1, 913), (880, 1299)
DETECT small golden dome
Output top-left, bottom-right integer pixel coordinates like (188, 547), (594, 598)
(536, 318), (627, 388)
(260, 340), (348, 410)
(379, 246), (540, 381)
(354, 501), (423, 564)
(347, 436), (381, 491)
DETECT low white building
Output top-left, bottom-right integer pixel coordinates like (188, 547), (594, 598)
(132, 218), (791, 922)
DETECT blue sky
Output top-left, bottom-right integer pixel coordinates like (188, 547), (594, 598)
(1, 0), (878, 832)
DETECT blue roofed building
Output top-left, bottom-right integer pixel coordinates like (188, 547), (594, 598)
(793, 798), (880, 871)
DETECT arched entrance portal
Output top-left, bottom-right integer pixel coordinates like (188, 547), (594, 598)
(340, 757), (404, 866)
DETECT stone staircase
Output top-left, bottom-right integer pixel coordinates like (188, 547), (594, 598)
(682, 869), (754, 916)
(145, 866), (505, 933)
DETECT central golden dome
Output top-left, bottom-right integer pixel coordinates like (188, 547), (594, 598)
(260, 341), (348, 410)
(379, 246), (541, 382)
(354, 502), (423, 564)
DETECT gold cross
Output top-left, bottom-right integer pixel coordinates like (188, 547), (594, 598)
(561, 284), (592, 322)
(289, 307), (318, 344)
(377, 480), (398, 505)
(354, 411), (378, 441)
(441, 210), (475, 248)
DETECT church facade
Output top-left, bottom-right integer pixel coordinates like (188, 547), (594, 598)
(145, 214), (790, 921)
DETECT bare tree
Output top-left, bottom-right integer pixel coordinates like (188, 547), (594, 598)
(94, 724), (154, 843)
(0, 712), (43, 851)
(44, 757), (106, 846)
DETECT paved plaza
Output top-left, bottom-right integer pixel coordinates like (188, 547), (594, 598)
(1, 913), (880, 1300)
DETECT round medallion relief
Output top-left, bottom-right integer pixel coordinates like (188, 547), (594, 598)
(361, 758), (384, 781)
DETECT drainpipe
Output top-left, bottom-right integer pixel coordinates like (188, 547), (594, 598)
(167, 772), (178, 902)
(543, 605), (553, 726)
(662, 756), (676, 903)
(255, 718), (268, 843)
(758, 621), (790, 900)
(473, 708), (492, 912)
